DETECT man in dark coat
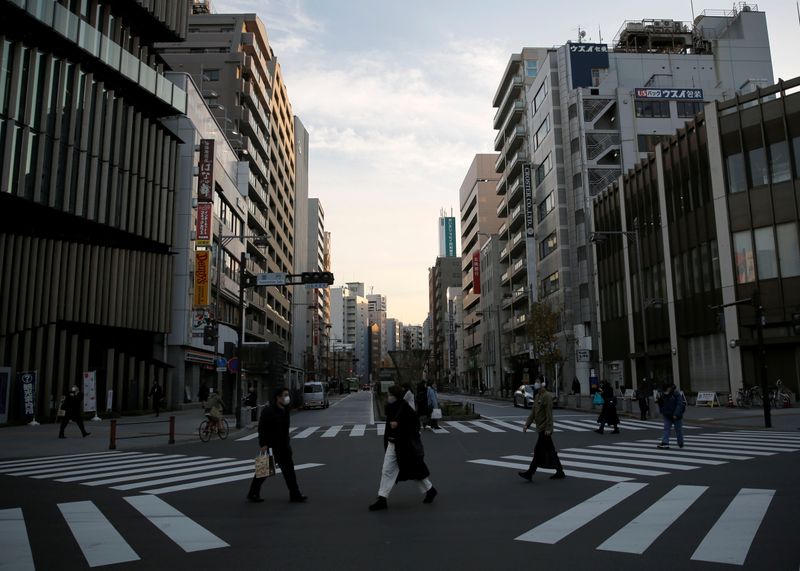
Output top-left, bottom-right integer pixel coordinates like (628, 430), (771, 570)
(58, 386), (90, 438)
(657, 383), (686, 449)
(595, 380), (620, 434)
(415, 381), (430, 429)
(246, 387), (307, 503)
(369, 385), (437, 511)
(519, 379), (565, 481)
(149, 381), (163, 417)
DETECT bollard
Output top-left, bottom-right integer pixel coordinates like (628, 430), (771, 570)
(168, 415), (175, 444)
(109, 419), (117, 450)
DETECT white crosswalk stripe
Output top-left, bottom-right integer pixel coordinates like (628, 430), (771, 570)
(446, 421), (477, 433)
(504, 454), (671, 477)
(321, 425), (343, 438)
(469, 420), (505, 432)
(350, 424), (366, 437)
(293, 426), (319, 439)
(467, 458), (634, 483)
(0, 508), (35, 571)
(59, 500), (140, 567)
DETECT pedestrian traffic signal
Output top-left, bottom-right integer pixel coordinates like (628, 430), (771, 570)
(792, 312), (800, 336)
(203, 324), (216, 346)
(300, 271), (334, 285)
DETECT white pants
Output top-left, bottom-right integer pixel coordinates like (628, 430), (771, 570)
(378, 442), (433, 498)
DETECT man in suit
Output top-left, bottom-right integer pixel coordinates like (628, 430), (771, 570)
(246, 387), (307, 503)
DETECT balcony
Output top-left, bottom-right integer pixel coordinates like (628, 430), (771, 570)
(500, 271), (510, 286)
(496, 197), (508, 218)
(494, 129), (505, 152)
(248, 174), (268, 208)
(506, 150), (528, 179)
(493, 75), (524, 129)
(248, 203), (268, 234)
(510, 231), (525, 255)
(509, 203), (524, 232)
(503, 125), (526, 160)
(495, 173), (507, 196)
(513, 313), (528, 331)
(500, 246), (509, 259)
(241, 108), (269, 157)
(495, 152), (506, 174)
(507, 175), (522, 207)
(498, 221), (508, 236)
(503, 318), (515, 333)
(497, 100), (525, 136)
(511, 258), (526, 278)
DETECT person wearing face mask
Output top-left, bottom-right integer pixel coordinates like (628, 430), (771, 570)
(518, 379), (566, 481)
(369, 385), (437, 511)
(58, 386), (90, 439)
(247, 387), (307, 503)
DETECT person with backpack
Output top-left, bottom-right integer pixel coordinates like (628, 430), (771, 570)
(657, 383), (686, 449)
(595, 380), (620, 434)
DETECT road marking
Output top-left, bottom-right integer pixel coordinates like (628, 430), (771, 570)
(503, 455), (669, 477)
(377, 424), (385, 436)
(552, 421), (592, 432)
(138, 463), (324, 495)
(485, 419), (524, 432)
(467, 459), (634, 483)
(370, 395), (375, 425)
(321, 425), (343, 438)
(598, 485), (708, 554)
(469, 421), (505, 433)
(446, 421), (478, 433)
(350, 424), (366, 437)
(123, 495), (228, 552)
(55, 456), (211, 482)
(293, 426), (319, 439)
(29, 455), (188, 479)
(559, 451), (706, 470)
(58, 501), (140, 567)
(718, 433), (800, 443)
(572, 447), (728, 465)
(515, 482), (648, 544)
(110, 463), (256, 491)
(428, 426), (450, 433)
(0, 508), (35, 571)
(630, 440), (777, 457)
(78, 459), (251, 486)
(691, 488), (774, 565)
(236, 432), (259, 441)
(666, 438), (792, 453)
(0, 452), (142, 472)
(732, 430), (800, 437)
(6, 454), (165, 477)
(610, 442), (756, 460)
(694, 434), (800, 447)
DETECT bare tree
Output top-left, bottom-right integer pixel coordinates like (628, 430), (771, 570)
(526, 301), (562, 379)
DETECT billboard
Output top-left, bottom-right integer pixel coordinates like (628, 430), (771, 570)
(634, 87), (703, 100)
(193, 250), (211, 307)
(439, 216), (457, 257)
(568, 42), (609, 88)
(522, 164), (535, 237)
(197, 139), (214, 202)
(472, 251), (481, 294)
(196, 202), (212, 246)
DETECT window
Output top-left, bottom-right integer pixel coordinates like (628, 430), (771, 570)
(710, 240), (721, 290)
(733, 231), (756, 284)
(793, 137), (800, 178)
(769, 141), (791, 183)
(748, 147), (769, 186)
(538, 192), (555, 221)
(533, 78), (548, 112)
(539, 231), (557, 259)
(205, 68), (220, 81)
(776, 222), (800, 277)
(726, 153), (747, 193)
(534, 115), (550, 150)
(676, 101), (704, 118)
(525, 60), (538, 78)
(635, 100), (670, 118)
(535, 153), (552, 186)
(638, 134), (670, 153)
(541, 271), (559, 297)
(754, 227), (777, 279)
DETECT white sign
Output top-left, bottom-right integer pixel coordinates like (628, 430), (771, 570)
(82, 371), (97, 413)
(106, 389), (114, 412)
(576, 349), (591, 363)
(257, 272), (287, 286)
(695, 391), (719, 407)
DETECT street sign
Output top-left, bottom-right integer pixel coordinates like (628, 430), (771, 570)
(215, 358), (227, 372)
(257, 272), (287, 286)
(304, 283), (331, 289)
(577, 349), (591, 362)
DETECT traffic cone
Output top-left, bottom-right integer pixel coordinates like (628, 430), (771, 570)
(727, 393), (735, 407)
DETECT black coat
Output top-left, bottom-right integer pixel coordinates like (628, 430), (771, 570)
(61, 393), (83, 419)
(384, 400), (430, 481)
(597, 384), (620, 425)
(258, 404), (292, 452)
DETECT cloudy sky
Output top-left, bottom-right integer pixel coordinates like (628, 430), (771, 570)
(215, 0), (799, 325)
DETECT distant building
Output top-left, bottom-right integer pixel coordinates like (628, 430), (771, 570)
(438, 211), (458, 257)
(330, 284), (369, 380)
(429, 257), (461, 385)
(386, 318), (402, 353)
(367, 293), (388, 362)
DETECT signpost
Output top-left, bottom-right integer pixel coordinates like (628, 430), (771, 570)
(83, 371), (101, 421)
(256, 272), (287, 286)
(19, 371), (39, 426)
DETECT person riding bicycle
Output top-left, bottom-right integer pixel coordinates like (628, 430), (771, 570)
(205, 389), (225, 431)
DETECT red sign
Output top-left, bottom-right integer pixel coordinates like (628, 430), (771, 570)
(472, 251), (481, 294)
(196, 203), (212, 245)
(197, 139), (214, 202)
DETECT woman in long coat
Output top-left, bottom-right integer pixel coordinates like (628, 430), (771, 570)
(595, 380), (620, 434)
(369, 385), (437, 511)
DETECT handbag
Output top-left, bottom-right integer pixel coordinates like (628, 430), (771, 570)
(430, 407), (442, 420)
(593, 392), (604, 405)
(254, 450), (276, 478)
(56, 408), (66, 418)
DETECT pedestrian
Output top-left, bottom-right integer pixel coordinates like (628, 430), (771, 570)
(247, 387), (308, 503)
(571, 377), (581, 395)
(205, 389), (225, 432)
(656, 383), (686, 449)
(595, 380), (620, 434)
(149, 380), (163, 417)
(427, 381), (441, 430)
(369, 385), (437, 511)
(479, 381), (486, 396)
(415, 381), (430, 429)
(58, 386), (90, 439)
(198, 381), (210, 408)
(402, 383), (416, 412)
(245, 385), (258, 423)
(518, 379), (565, 481)
(637, 380), (650, 420)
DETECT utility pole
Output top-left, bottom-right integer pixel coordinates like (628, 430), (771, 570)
(753, 290), (771, 428)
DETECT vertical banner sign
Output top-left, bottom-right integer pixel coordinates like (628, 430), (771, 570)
(0, 367), (10, 424)
(196, 202), (212, 245)
(445, 217), (457, 257)
(82, 371), (97, 413)
(472, 251), (481, 294)
(194, 251), (211, 307)
(106, 389), (114, 412)
(448, 299), (456, 373)
(522, 164), (538, 302)
(197, 139), (215, 202)
(19, 371), (37, 417)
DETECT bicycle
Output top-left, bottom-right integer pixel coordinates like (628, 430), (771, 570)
(769, 379), (791, 409)
(736, 386), (761, 408)
(199, 415), (229, 442)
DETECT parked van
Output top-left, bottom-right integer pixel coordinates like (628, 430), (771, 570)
(302, 382), (329, 409)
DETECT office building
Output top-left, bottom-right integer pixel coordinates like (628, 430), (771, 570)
(428, 256), (461, 385)
(330, 283), (369, 380)
(290, 117), (309, 378)
(401, 324), (424, 350)
(386, 318), (401, 353)
(367, 293), (387, 363)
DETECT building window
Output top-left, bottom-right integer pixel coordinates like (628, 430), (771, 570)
(533, 78), (548, 113)
(733, 231), (756, 284)
(676, 101), (704, 118)
(777, 222), (800, 277)
(754, 227), (778, 279)
(769, 140), (792, 183)
(539, 231), (557, 259)
(634, 100), (670, 118)
(726, 153), (747, 193)
(538, 192), (555, 221)
(525, 60), (538, 78)
(748, 147), (769, 187)
(541, 271), (559, 297)
(534, 115), (550, 150)
(535, 153), (552, 186)
(638, 134), (670, 153)
(205, 68), (220, 81)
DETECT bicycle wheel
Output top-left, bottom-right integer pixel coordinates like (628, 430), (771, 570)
(199, 420), (211, 442)
(218, 418), (229, 439)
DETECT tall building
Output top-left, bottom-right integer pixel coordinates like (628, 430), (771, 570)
(329, 283), (369, 380)
(459, 154), (503, 391)
(0, 0), (190, 418)
(428, 256), (461, 384)
(386, 318), (401, 353)
(593, 77), (800, 400)
(300, 198), (330, 382)
(368, 322), (381, 382)
(401, 324), (424, 350)
(290, 117), (309, 378)
(493, 6), (774, 392)
(479, 235), (504, 391)
(156, 11), (296, 359)
(367, 293), (387, 363)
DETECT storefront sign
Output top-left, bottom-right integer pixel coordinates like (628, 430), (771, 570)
(18, 371), (37, 416)
(196, 203), (212, 245)
(197, 139), (215, 202)
(472, 251), (481, 294)
(634, 88), (704, 100)
(194, 251), (211, 307)
(522, 164), (535, 237)
(82, 371), (97, 413)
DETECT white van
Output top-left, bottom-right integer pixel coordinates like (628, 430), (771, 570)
(302, 382), (329, 409)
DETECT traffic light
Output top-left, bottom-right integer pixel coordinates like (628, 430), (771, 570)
(792, 312), (800, 336)
(300, 271), (334, 285)
(203, 324), (215, 346)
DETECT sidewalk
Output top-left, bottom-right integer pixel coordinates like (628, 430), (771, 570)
(0, 408), (247, 460)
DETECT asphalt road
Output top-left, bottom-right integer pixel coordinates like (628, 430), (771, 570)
(2, 391), (799, 571)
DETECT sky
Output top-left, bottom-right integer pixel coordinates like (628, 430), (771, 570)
(215, 0), (800, 325)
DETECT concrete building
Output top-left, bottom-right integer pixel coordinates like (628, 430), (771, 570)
(367, 293), (388, 363)
(479, 235), (505, 392)
(401, 325), (424, 350)
(459, 154), (503, 392)
(428, 256), (461, 385)
(593, 77), (800, 401)
(447, 286), (465, 386)
(0, 0), (190, 418)
(329, 283), (369, 381)
(386, 318), (401, 353)
(493, 5), (774, 393)
(368, 322), (381, 383)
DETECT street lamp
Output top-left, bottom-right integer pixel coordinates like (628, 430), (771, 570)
(591, 220), (651, 389)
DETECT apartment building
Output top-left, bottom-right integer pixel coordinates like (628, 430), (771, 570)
(330, 283), (369, 381)
(367, 293), (387, 363)
(428, 257), (461, 385)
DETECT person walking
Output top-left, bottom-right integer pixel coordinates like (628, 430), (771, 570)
(415, 382), (430, 429)
(247, 388), (307, 503)
(58, 386), (90, 438)
(426, 381), (441, 430)
(149, 381), (163, 417)
(636, 379), (651, 421)
(657, 383), (686, 449)
(369, 385), (437, 511)
(571, 377), (581, 395)
(595, 380), (620, 434)
(245, 386), (258, 423)
(518, 380), (565, 481)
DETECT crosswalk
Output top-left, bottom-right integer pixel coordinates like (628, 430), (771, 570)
(234, 417), (683, 441)
(468, 430), (800, 483)
(0, 451), (324, 495)
(515, 483), (778, 566)
(1, 495), (228, 569)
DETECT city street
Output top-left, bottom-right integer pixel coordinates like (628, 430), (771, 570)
(2, 393), (799, 570)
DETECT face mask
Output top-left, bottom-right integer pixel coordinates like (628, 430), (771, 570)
(281, 396), (291, 406)
(533, 383), (541, 391)
(387, 396), (397, 404)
